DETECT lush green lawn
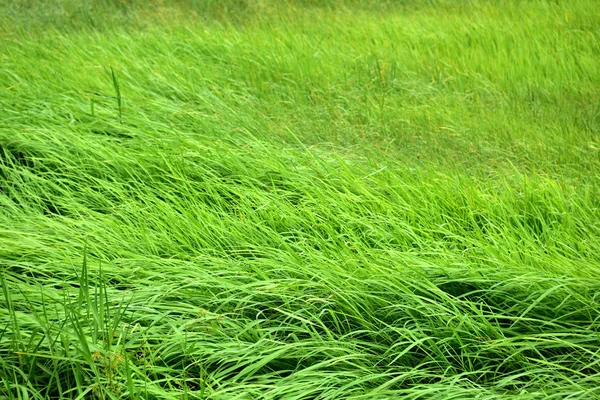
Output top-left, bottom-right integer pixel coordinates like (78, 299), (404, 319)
(1, 0), (599, 398)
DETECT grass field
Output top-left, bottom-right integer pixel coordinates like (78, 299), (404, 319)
(1, 0), (599, 398)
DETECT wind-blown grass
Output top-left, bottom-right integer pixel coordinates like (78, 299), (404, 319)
(1, 0), (599, 398)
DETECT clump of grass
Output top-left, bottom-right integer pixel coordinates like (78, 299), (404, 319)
(1, 0), (599, 398)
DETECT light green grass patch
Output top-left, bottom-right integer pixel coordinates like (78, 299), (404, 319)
(1, 0), (599, 398)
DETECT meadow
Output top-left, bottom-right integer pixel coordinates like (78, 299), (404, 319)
(1, 0), (599, 398)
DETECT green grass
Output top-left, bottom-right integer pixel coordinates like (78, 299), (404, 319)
(1, 0), (599, 398)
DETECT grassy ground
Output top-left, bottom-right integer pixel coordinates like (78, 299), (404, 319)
(1, 0), (599, 398)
